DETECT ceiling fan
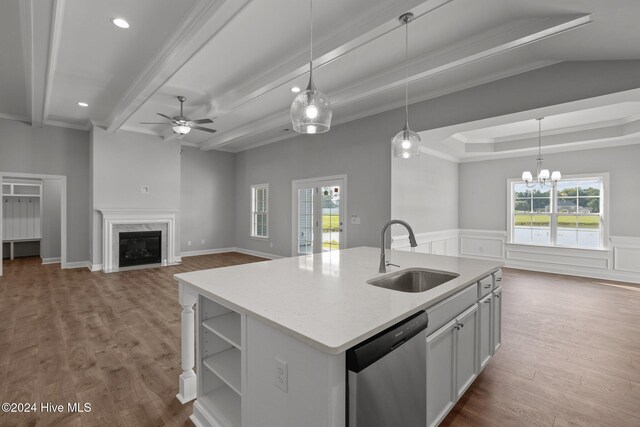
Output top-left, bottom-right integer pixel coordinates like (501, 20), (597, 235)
(140, 96), (216, 136)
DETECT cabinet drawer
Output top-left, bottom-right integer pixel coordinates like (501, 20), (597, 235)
(426, 284), (477, 336)
(478, 275), (493, 299)
(493, 269), (503, 286)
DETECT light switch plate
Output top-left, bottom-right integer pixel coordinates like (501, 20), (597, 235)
(275, 358), (288, 392)
(141, 186), (150, 194)
(351, 215), (360, 225)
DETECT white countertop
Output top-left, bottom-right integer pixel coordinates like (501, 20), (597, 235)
(175, 247), (502, 354)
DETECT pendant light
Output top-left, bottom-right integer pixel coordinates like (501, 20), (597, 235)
(522, 118), (561, 187)
(290, 0), (332, 134)
(392, 13), (421, 159)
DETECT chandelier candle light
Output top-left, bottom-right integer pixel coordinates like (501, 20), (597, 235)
(392, 13), (421, 159)
(522, 118), (561, 187)
(290, 0), (332, 134)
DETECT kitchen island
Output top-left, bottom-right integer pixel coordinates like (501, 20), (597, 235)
(175, 247), (503, 427)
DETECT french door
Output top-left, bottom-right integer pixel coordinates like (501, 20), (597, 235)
(292, 176), (346, 255)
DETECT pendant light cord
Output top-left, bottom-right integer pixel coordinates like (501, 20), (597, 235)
(309, 0), (313, 77)
(404, 17), (409, 129)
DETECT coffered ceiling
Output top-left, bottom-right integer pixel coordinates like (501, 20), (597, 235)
(2, 0), (640, 153)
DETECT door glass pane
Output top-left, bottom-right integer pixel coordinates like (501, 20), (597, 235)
(297, 188), (314, 254)
(321, 186), (340, 252)
(557, 215), (577, 246)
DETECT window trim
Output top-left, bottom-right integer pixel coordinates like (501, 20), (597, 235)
(507, 173), (609, 249)
(250, 183), (269, 239)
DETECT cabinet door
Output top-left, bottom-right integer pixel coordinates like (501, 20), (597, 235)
(426, 319), (456, 427)
(478, 293), (493, 371)
(493, 286), (502, 353)
(455, 305), (478, 399)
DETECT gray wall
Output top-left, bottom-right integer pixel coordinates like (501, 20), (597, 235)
(91, 126), (181, 265)
(180, 147), (236, 252)
(0, 118), (90, 262)
(391, 154), (458, 236)
(459, 143), (640, 237)
(42, 178), (62, 259)
(234, 112), (394, 257)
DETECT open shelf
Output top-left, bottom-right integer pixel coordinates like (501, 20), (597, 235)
(202, 312), (241, 349)
(203, 348), (241, 395)
(198, 385), (241, 427)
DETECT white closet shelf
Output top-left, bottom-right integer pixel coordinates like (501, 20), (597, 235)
(202, 312), (241, 349)
(203, 348), (241, 395)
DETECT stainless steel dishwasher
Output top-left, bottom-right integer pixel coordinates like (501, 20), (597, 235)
(346, 310), (428, 427)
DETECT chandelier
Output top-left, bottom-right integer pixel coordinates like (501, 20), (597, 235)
(521, 118), (561, 187)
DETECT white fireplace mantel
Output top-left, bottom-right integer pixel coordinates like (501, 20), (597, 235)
(98, 209), (178, 272)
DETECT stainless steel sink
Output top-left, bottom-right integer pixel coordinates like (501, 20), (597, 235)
(367, 268), (459, 293)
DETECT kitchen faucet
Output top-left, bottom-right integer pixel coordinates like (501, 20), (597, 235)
(379, 219), (417, 273)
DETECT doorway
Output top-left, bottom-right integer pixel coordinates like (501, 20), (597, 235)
(0, 172), (67, 277)
(291, 175), (347, 256)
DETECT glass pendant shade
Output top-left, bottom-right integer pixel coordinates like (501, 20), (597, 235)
(392, 126), (421, 159)
(551, 171), (561, 182)
(291, 78), (332, 134)
(172, 124), (191, 135)
(539, 169), (550, 180)
(522, 171), (533, 182)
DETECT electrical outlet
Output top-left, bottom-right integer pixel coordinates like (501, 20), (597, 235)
(140, 186), (150, 194)
(188, 241), (191, 246)
(351, 214), (360, 225)
(275, 358), (288, 392)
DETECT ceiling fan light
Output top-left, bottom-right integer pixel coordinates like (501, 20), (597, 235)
(172, 124), (191, 135)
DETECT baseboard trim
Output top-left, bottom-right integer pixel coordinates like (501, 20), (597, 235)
(41, 257), (61, 265)
(90, 264), (103, 272)
(180, 248), (236, 258)
(233, 247), (283, 260)
(63, 261), (91, 270)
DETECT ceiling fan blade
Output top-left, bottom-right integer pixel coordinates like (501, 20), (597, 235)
(157, 113), (173, 121)
(190, 118), (214, 124)
(191, 125), (217, 134)
(139, 122), (170, 124)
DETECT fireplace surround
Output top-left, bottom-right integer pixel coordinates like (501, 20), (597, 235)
(119, 230), (162, 267)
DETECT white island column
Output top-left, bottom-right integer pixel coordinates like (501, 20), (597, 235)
(176, 282), (197, 403)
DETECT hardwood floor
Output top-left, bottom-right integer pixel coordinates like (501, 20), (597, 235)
(0, 253), (266, 427)
(1, 257), (639, 426)
(442, 268), (640, 427)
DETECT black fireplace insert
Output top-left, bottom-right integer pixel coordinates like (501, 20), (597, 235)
(119, 231), (162, 267)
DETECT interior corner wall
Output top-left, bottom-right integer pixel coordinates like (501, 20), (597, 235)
(391, 154), (459, 236)
(91, 126), (181, 266)
(234, 111), (394, 258)
(0, 118), (90, 263)
(42, 178), (62, 259)
(180, 146), (236, 252)
(458, 143), (640, 237)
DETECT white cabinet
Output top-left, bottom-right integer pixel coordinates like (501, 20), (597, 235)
(455, 305), (478, 399)
(492, 286), (502, 353)
(478, 292), (493, 371)
(426, 319), (456, 427)
(426, 303), (478, 427)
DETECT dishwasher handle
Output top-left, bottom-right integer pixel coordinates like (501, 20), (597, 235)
(346, 311), (428, 373)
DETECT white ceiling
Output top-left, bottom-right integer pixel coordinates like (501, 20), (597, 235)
(2, 0), (640, 152)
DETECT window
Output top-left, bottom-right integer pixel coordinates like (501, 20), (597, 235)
(251, 184), (268, 238)
(510, 175), (606, 249)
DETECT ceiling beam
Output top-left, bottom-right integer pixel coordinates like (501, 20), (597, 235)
(105, 0), (254, 133)
(19, 0), (34, 126)
(41, 0), (65, 126)
(200, 14), (590, 151)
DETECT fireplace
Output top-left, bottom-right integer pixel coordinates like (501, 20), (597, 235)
(119, 231), (162, 267)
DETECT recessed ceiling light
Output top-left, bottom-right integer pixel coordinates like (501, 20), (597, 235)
(290, 86), (301, 93)
(111, 18), (130, 29)
(77, 102), (89, 107)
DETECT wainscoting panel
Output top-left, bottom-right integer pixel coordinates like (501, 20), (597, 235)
(391, 229), (459, 256)
(459, 230), (506, 260)
(611, 237), (640, 273)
